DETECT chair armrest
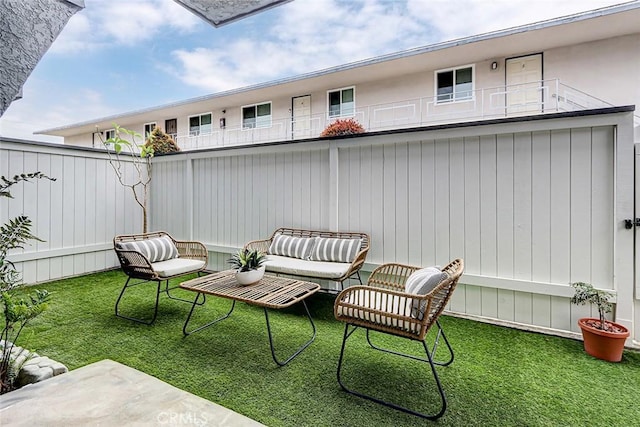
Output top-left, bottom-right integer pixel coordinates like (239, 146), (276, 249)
(244, 239), (271, 253)
(115, 249), (158, 280)
(175, 240), (208, 263)
(338, 247), (369, 282)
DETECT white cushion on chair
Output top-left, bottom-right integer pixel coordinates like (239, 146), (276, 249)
(336, 289), (420, 333)
(263, 255), (351, 279)
(151, 258), (205, 278)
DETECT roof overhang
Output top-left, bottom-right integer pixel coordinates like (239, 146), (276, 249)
(172, 0), (292, 28)
(38, 2), (640, 137)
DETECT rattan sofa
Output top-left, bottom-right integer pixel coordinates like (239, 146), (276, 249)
(244, 227), (370, 290)
(113, 231), (208, 324)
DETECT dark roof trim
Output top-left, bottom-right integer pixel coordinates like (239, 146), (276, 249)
(174, 0), (292, 28)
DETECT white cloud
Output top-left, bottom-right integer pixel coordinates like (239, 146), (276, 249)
(49, 0), (202, 54)
(169, 0), (625, 92)
(170, 0), (428, 92)
(170, 47), (248, 91)
(0, 83), (116, 143)
(407, 0), (626, 40)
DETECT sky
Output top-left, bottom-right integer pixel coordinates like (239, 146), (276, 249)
(0, 0), (628, 143)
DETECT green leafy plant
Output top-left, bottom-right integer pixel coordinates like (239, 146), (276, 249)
(144, 127), (180, 155)
(99, 124), (154, 233)
(320, 118), (365, 137)
(0, 172), (54, 394)
(228, 249), (266, 272)
(570, 282), (614, 331)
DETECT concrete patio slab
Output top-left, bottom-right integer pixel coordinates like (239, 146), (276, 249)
(0, 359), (264, 426)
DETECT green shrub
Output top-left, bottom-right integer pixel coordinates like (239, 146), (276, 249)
(145, 127), (180, 155)
(0, 173), (53, 394)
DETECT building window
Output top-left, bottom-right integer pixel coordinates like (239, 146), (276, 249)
(144, 122), (156, 138)
(436, 66), (473, 103)
(328, 87), (354, 118)
(189, 113), (212, 136)
(105, 129), (116, 140)
(242, 102), (272, 129)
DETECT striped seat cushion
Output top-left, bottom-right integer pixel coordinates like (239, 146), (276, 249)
(117, 236), (179, 263)
(267, 233), (317, 260)
(309, 237), (362, 263)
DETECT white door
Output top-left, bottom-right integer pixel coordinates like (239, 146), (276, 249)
(506, 54), (543, 114)
(292, 95), (311, 139)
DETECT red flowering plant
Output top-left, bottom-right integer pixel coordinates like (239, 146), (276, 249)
(320, 118), (365, 137)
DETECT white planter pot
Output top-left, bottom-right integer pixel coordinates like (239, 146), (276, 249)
(235, 266), (265, 286)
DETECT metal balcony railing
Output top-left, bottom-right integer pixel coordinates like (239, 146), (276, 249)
(174, 79), (615, 150)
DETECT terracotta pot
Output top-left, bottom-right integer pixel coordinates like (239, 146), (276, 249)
(235, 266), (265, 286)
(577, 318), (630, 362)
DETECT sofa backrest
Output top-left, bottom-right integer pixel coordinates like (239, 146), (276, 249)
(270, 227), (369, 253)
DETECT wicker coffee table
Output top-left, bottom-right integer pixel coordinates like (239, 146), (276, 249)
(180, 270), (321, 366)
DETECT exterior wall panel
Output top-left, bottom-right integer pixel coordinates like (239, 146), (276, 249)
(0, 141), (143, 284)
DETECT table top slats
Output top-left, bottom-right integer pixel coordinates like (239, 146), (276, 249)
(180, 270), (320, 309)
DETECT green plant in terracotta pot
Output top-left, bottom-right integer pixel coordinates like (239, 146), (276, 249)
(228, 249), (266, 285)
(570, 282), (629, 362)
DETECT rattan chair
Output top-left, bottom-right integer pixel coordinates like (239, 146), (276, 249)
(333, 259), (464, 420)
(113, 231), (208, 324)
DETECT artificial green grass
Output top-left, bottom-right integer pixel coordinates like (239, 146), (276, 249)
(12, 270), (640, 426)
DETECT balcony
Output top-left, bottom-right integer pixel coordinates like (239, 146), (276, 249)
(174, 79), (614, 150)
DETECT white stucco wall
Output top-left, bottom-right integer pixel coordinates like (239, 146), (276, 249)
(545, 34), (640, 108)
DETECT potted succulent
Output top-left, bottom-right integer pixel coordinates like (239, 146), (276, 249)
(570, 282), (629, 362)
(228, 249), (266, 285)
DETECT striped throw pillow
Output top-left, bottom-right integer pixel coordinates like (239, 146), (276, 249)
(118, 236), (179, 263)
(309, 237), (362, 263)
(267, 234), (317, 260)
(405, 267), (448, 319)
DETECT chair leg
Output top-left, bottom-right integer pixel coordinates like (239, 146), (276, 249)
(115, 277), (161, 325)
(162, 279), (206, 305)
(431, 320), (454, 367)
(365, 319), (454, 366)
(337, 324), (447, 420)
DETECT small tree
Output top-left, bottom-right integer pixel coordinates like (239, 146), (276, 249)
(0, 173), (54, 394)
(570, 282), (613, 331)
(145, 127), (180, 155)
(99, 124), (154, 233)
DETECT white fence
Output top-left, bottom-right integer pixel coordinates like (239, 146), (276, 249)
(0, 139), (143, 283)
(152, 109), (637, 343)
(1, 108), (637, 344)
